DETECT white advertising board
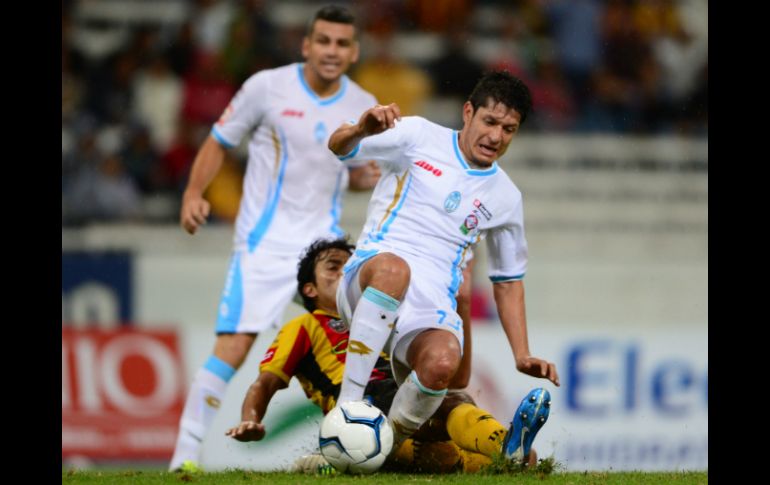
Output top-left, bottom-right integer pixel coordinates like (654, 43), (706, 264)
(193, 321), (707, 472)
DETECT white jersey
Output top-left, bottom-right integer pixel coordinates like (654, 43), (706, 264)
(339, 116), (528, 310)
(212, 63), (377, 255)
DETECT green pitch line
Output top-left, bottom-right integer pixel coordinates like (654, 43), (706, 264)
(62, 469), (707, 484)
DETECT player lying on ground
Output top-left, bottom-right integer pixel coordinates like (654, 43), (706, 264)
(225, 238), (551, 473)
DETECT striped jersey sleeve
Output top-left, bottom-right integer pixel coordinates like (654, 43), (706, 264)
(259, 313), (313, 383)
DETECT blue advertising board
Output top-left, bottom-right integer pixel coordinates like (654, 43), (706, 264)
(61, 251), (133, 325)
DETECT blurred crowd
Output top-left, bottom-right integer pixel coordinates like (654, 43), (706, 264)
(62, 0), (708, 226)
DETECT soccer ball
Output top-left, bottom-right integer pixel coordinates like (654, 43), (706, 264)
(319, 400), (393, 474)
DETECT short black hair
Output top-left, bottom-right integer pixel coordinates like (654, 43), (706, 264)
(297, 237), (355, 312)
(468, 70), (532, 124)
(307, 5), (356, 36)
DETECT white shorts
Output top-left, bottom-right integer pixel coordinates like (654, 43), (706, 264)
(336, 252), (465, 385)
(215, 248), (300, 334)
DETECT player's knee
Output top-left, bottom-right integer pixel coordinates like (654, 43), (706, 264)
(409, 331), (461, 387)
(415, 350), (461, 389)
(431, 357), (461, 385)
(366, 253), (411, 287)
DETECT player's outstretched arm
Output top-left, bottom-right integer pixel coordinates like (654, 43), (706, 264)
(180, 135), (228, 235)
(225, 371), (287, 442)
(328, 103), (402, 157)
(493, 280), (560, 386)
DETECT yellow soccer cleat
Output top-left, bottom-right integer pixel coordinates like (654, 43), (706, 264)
(175, 460), (204, 474)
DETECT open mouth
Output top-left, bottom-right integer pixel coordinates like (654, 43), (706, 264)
(320, 61), (341, 70)
(478, 143), (497, 158)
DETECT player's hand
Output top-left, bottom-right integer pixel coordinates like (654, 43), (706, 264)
(348, 160), (381, 190)
(359, 103), (401, 136)
(225, 420), (266, 442)
(180, 193), (211, 235)
(516, 356), (560, 387)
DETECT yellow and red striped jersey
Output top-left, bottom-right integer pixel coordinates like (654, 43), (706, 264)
(260, 309), (391, 414)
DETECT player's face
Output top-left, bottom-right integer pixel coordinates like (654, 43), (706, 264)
(302, 20), (359, 84)
(309, 248), (351, 313)
(459, 99), (522, 167)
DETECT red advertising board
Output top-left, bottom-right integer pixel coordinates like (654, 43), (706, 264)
(62, 327), (185, 460)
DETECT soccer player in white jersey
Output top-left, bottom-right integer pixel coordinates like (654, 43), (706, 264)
(328, 71), (560, 454)
(169, 6), (379, 472)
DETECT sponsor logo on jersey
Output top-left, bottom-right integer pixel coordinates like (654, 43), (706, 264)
(460, 213), (479, 235)
(473, 199), (493, 220)
(444, 191), (462, 213)
(414, 160), (442, 176)
(281, 109), (304, 118)
(459, 199), (492, 234)
(261, 347), (276, 364)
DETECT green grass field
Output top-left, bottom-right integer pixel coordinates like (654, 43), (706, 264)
(63, 470), (708, 484)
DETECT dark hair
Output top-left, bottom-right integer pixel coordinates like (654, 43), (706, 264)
(297, 237), (355, 312)
(468, 70), (532, 124)
(307, 5), (356, 36)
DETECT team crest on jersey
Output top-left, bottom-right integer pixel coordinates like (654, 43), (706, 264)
(460, 213), (479, 234)
(327, 318), (349, 334)
(444, 191), (462, 213)
(314, 121), (327, 144)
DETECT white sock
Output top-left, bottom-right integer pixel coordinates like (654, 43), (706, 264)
(387, 370), (447, 450)
(169, 356), (235, 471)
(338, 287), (400, 404)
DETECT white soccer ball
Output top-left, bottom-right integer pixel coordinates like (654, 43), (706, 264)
(318, 400), (394, 474)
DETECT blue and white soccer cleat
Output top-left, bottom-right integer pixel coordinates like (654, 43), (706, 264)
(501, 388), (551, 464)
